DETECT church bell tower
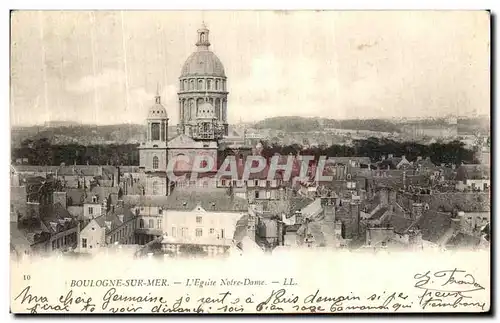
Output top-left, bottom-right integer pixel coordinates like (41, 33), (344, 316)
(139, 87), (169, 173)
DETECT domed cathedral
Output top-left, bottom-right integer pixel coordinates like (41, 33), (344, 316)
(138, 22), (252, 196)
(138, 88), (170, 196)
(177, 23), (228, 139)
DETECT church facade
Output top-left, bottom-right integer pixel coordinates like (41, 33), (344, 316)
(138, 23), (248, 196)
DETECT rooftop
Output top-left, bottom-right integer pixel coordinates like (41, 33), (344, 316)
(123, 189), (248, 212)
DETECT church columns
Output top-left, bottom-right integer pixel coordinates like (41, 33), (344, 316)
(222, 99), (227, 122)
(178, 99), (182, 125)
(219, 98), (223, 122)
(147, 121), (151, 141)
(215, 98), (221, 120)
(166, 121), (168, 141)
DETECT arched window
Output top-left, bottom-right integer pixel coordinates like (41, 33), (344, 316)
(153, 156), (159, 169)
(207, 79), (212, 90)
(190, 79), (195, 90)
(215, 79), (220, 90)
(215, 98), (221, 119)
(198, 79), (203, 90)
(139, 219), (144, 228)
(197, 98), (204, 115)
(152, 181), (159, 195)
(151, 123), (160, 141)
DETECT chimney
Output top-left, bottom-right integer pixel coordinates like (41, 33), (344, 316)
(379, 187), (389, 205)
(26, 202), (40, 219)
(456, 211), (465, 232)
(105, 221), (112, 231)
(411, 203), (423, 220)
(388, 154), (394, 159)
(118, 214), (124, 223)
(350, 201), (360, 238)
(451, 218), (461, 231)
(381, 155), (386, 161)
(277, 221), (284, 246)
(389, 189), (397, 205)
(101, 198), (107, 216)
(417, 156), (422, 162)
(53, 191), (67, 209)
(407, 229), (423, 249)
(322, 197), (336, 222)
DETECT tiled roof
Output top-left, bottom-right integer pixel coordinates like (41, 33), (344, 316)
(415, 157), (436, 169)
(289, 197), (314, 214)
(123, 189), (248, 212)
(409, 210), (452, 243)
(446, 233), (481, 249)
(384, 215), (413, 234)
(285, 224), (301, 233)
(328, 157), (371, 165)
(84, 186), (119, 204)
(39, 203), (79, 234)
(301, 198), (322, 218)
(101, 166), (117, 180)
(12, 165), (59, 173)
(94, 207), (136, 234)
(370, 206), (389, 220)
(118, 166), (141, 174)
(10, 222), (32, 248)
(455, 164), (490, 181)
(10, 186), (27, 199)
(57, 166), (102, 177)
(66, 188), (86, 206)
(307, 222), (326, 246)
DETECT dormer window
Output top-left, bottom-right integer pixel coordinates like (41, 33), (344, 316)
(92, 196), (97, 203)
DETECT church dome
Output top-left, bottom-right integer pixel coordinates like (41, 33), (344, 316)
(180, 23), (226, 78)
(181, 51), (225, 77)
(147, 95), (167, 119)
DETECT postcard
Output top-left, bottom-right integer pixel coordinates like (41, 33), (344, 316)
(9, 10), (491, 314)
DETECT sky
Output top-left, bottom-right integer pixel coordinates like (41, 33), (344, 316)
(10, 10), (490, 126)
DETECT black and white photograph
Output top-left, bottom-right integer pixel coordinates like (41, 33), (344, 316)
(9, 10), (491, 314)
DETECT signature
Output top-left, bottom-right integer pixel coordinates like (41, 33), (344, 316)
(414, 268), (485, 292)
(413, 269), (487, 311)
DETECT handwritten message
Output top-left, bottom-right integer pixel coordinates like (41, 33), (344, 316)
(11, 269), (489, 314)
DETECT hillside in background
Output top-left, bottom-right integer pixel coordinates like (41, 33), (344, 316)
(253, 116), (402, 133)
(10, 116), (489, 148)
(253, 116), (490, 134)
(11, 124), (180, 148)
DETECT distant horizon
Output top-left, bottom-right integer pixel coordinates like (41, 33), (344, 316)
(10, 113), (491, 128)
